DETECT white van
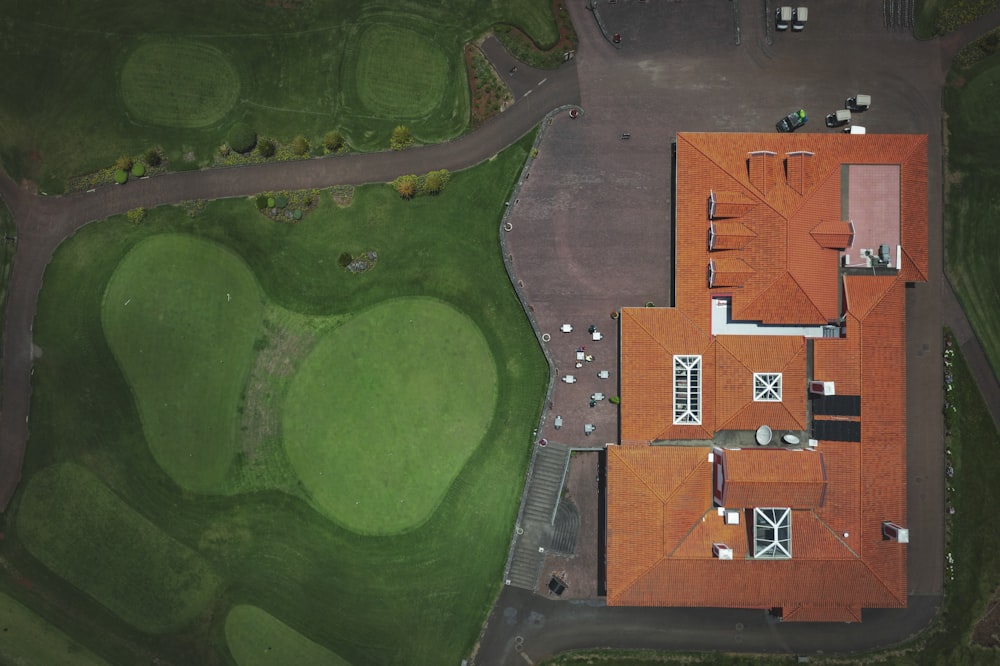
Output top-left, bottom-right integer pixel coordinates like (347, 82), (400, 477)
(792, 6), (808, 30)
(776, 6), (792, 30)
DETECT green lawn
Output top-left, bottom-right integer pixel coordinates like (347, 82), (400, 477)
(4, 132), (545, 665)
(120, 40), (241, 129)
(102, 235), (264, 492)
(283, 297), (498, 534)
(0, 199), (13, 388)
(0, 591), (109, 666)
(16, 463), (222, 634)
(0, 0), (560, 190)
(945, 53), (1000, 379)
(225, 604), (350, 666)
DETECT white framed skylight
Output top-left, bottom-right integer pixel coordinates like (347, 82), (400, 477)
(753, 507), (792, 559)
(673, 355), (702, 425)
(753, 372), (782, 402)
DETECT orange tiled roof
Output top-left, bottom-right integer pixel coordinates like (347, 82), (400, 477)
(610, 132), (925, 620)
(719, 448), (826, 509)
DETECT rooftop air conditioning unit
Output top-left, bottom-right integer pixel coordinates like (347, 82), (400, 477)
(713, 543), (734, 560)
(725, 510), (740, 525)
(882, 521), (910, 543)
(810, 381), (835, 396)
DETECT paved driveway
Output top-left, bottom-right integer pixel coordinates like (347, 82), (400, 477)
(479, 0), (956, 662)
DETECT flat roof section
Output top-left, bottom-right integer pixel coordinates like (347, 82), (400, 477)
(843, 165), (901, 268)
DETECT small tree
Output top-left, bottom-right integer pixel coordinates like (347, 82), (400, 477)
(323, 130), (345, 153)
(227, 122), (257, 154)
(291, 135), (310, 156)
(113, 169), (128, 185)
(143, 147), (162, 167)
(393, 174), (418, 199)
(115, 155), (133, 171)
(255, 194), (269, 209)
(391, 125), (413, 151)
(131, 163), (145, 178)
(257, 138), (276, 158)
(127, 207), (146, 225)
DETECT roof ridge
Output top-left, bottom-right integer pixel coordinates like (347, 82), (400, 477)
(784, 270), (828, 322)
(612, 446), (673, 505)
(809, 510), (860, 558)
(666, 507), (714, 558)
(612, 553), (667, 605)
(845, 275), (899, 320)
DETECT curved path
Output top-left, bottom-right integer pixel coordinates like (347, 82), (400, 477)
(0, 44), (579, 511)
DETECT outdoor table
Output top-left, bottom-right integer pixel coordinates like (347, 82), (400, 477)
(592, 331), (603, 341)
(562, 375), (576, 383)
(598, 370), (610, 379)
(561, 324), (573, 333)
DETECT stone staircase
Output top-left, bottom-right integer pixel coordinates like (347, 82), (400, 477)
(504, 443), (572, 589)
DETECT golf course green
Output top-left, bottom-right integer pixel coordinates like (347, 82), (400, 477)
(226, 604), (350, 666)
(283, 297), (498, 534)
(7, 133), (545, 663)
(102, 235), (263, 492)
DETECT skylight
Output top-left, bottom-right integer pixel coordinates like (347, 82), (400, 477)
(753, 372), (782, 402)
(673, 355), (701, 425)
(753, 508), (792, 559)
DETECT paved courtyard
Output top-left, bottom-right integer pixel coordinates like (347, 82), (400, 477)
(488, 0), (951, 660)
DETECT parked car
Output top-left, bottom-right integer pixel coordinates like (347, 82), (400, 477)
(775, 6), (792, 30)
(776, 109), (808, 132)
(845, 94), (871, 112)
(792, 6), (808, 30)
(843, 125), (867, 134)
(826, 109), (851, 127)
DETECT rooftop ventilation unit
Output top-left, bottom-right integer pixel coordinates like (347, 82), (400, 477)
(713, 543), (734, 560)
(809, 381), (835, 396)
(725, 509), (741, 525)
(882, 521), (910, 543)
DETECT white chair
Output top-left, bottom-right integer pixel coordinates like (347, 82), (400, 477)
(576, 351), (585, 361)
(592, 393), (605, 401)
(592, 331), (603, 341)
(562, 375), (576, 384)
(561, 324), (573, 333)
(598, 370), (610, 379)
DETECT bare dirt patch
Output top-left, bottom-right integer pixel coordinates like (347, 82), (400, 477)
(973, 586), (1000, 646)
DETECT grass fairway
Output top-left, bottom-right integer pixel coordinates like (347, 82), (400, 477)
(102, 235), (263, 492)
(0, 0), (561, 188)
(283, 297), (497, 534)
(120, 40), (240, 128)
(354, 26), (449, 119)
(226, 605), (350, 666)
(945, 54), (1000, 378)
(16, 463), (222, 634)
(0, 592), (109, 666)
(12, 133), (544, 664)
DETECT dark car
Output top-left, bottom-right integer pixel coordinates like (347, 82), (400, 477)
(776, 109), (808, 132)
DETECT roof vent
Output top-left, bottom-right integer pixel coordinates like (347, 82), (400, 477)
(809, 381), (835, 396)
(882, 521), (910, 543)
(724, 509), (741, 525)
(713, 543), (734, 560)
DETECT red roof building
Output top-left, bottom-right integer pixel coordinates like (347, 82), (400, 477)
(607, 133), (927, 622)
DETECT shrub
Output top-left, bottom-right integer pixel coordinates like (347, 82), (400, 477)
(127, 207), (146, 225)
(423, 169), (450, 195)
(267, 197), (275, 208)
(257, 138), (276, 158)
(131, 163), (145, 178)
(609, 396), (621, 405)
(391, 125), (413, 151)
(338, 251), (353, 267)
(393, 174), (418, 199)
(323, 130), (345, 153)
(227, 122), (257, 154)
(144, 147), (162, 167)
(530, 148), (539, 159)
(255, 194), (269, 209)
(291, 135), (310, 156)
(275, 195), (288, 209)
(113, 169), (128, 185)
(115, 155), (133, 171)
(293, 209), (302, 221)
